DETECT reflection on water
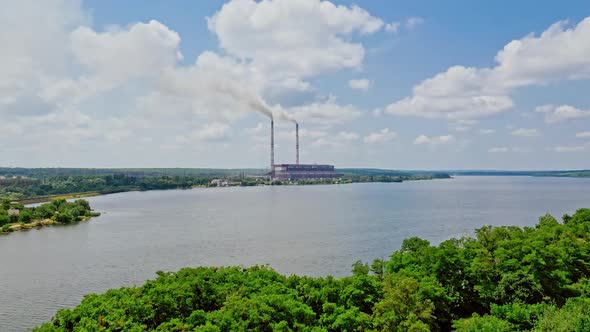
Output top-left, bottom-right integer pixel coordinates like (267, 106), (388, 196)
(1, 176), (590, 331)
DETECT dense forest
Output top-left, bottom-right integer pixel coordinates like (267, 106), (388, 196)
(36, 209), (590, 331)
(0, 199), (97, 233)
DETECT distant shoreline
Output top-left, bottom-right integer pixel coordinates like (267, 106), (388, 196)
(14, 175), (450, 204)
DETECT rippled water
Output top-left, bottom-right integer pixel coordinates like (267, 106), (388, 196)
(1, 176), (590, 331)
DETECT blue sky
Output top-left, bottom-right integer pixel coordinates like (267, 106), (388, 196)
(1, 0), (589, 169)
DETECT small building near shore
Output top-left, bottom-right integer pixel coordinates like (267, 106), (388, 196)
(210, 179), (229, 187)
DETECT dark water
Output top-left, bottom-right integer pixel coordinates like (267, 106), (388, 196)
(1, 176), (590, 331)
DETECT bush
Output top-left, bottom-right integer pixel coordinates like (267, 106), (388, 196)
(19, 210), (33, 223)
(0, 213), (10, 226)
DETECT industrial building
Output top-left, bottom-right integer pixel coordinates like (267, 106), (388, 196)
(269, 121), (341, 180)
(273, 164), (340, 180)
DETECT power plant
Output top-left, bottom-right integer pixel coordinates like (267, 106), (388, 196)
(269, 120), (340, 180)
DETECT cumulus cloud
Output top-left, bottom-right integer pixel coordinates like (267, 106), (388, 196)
(0, 0), (87, 113)
(535, 104), (590, 123)
(42, 20), (182, 108)
(363, 128), (397, 144)
(206, 0), (386, 92)
(385, 17), (590, 120)
(511, 128), (541, 137)
(348, 78), (371, 91)
(414, 134), (454, 145)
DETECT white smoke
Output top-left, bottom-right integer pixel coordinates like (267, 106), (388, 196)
(158, 65), (297, 123)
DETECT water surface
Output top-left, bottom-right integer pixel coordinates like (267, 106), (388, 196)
(1, 176), (590, 331)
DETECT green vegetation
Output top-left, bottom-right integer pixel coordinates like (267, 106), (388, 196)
(0, 168), (450, 202)
(0, 198), (98, 233)
(0, 174), (215, 201)
(36, 209), (590, 331)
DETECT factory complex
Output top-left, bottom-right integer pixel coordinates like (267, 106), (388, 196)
(269, 121), (340, 180)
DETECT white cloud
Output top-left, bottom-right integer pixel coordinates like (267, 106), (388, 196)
(385, 22), (401, 33)
(337, 131), (360, 141)
(288, 97), (362, 125)
(191, 123), (232, 142)
(42, 20), (182, 108)
(487, 147), (531, 153)
(535, 104), (590, 123)
(488, 147), (509, 153)
(385, 17), (590, 120)
(549, 146), (586, 152)
(311, 131), (359, 148)
(364, 128), (397, 144)
(576, 131), (590, 138)
(0, 0), (87, 114)
(405, 17), (424, 29)
(206, 0), (385, 91)
(479, 129), (495, 135)
(511, 128), (541, 137)
(348, 78), (371, 91)
(414, 134), (453, 145)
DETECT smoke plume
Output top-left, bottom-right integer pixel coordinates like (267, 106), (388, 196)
(158, 65), (297, 124)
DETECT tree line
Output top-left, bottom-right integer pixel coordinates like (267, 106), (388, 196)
(0, 174), (214, 200)
(35, 208), (590, 331)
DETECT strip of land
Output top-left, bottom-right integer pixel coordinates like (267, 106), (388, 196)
(0, 167), (450, 203)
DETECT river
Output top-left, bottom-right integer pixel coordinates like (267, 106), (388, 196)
(1, 176), (590, 331)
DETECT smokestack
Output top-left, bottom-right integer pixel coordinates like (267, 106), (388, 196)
(270, 119), (275, 177)
(296, 123), (299, 165)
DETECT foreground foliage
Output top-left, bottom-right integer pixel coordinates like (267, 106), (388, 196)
(36, 209), (590, 331)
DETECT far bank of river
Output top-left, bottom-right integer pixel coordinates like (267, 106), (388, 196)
(13, 174), (450, 204)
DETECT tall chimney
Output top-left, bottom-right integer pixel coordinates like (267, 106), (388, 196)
(270, 119), (275, 177)
(296, 123), (299, 165)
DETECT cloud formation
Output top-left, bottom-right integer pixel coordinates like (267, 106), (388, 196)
(207, 0), (386, 92)
(364, 128), (397, 144)
(535, 105), (590, 123)
(348, 78), (371, 91)
(414, 135), (453, 145)
(385, 17), (590, 120)
(511, 128), (541, 137)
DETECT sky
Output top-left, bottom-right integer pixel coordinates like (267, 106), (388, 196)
(1, 0), (589, 170)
